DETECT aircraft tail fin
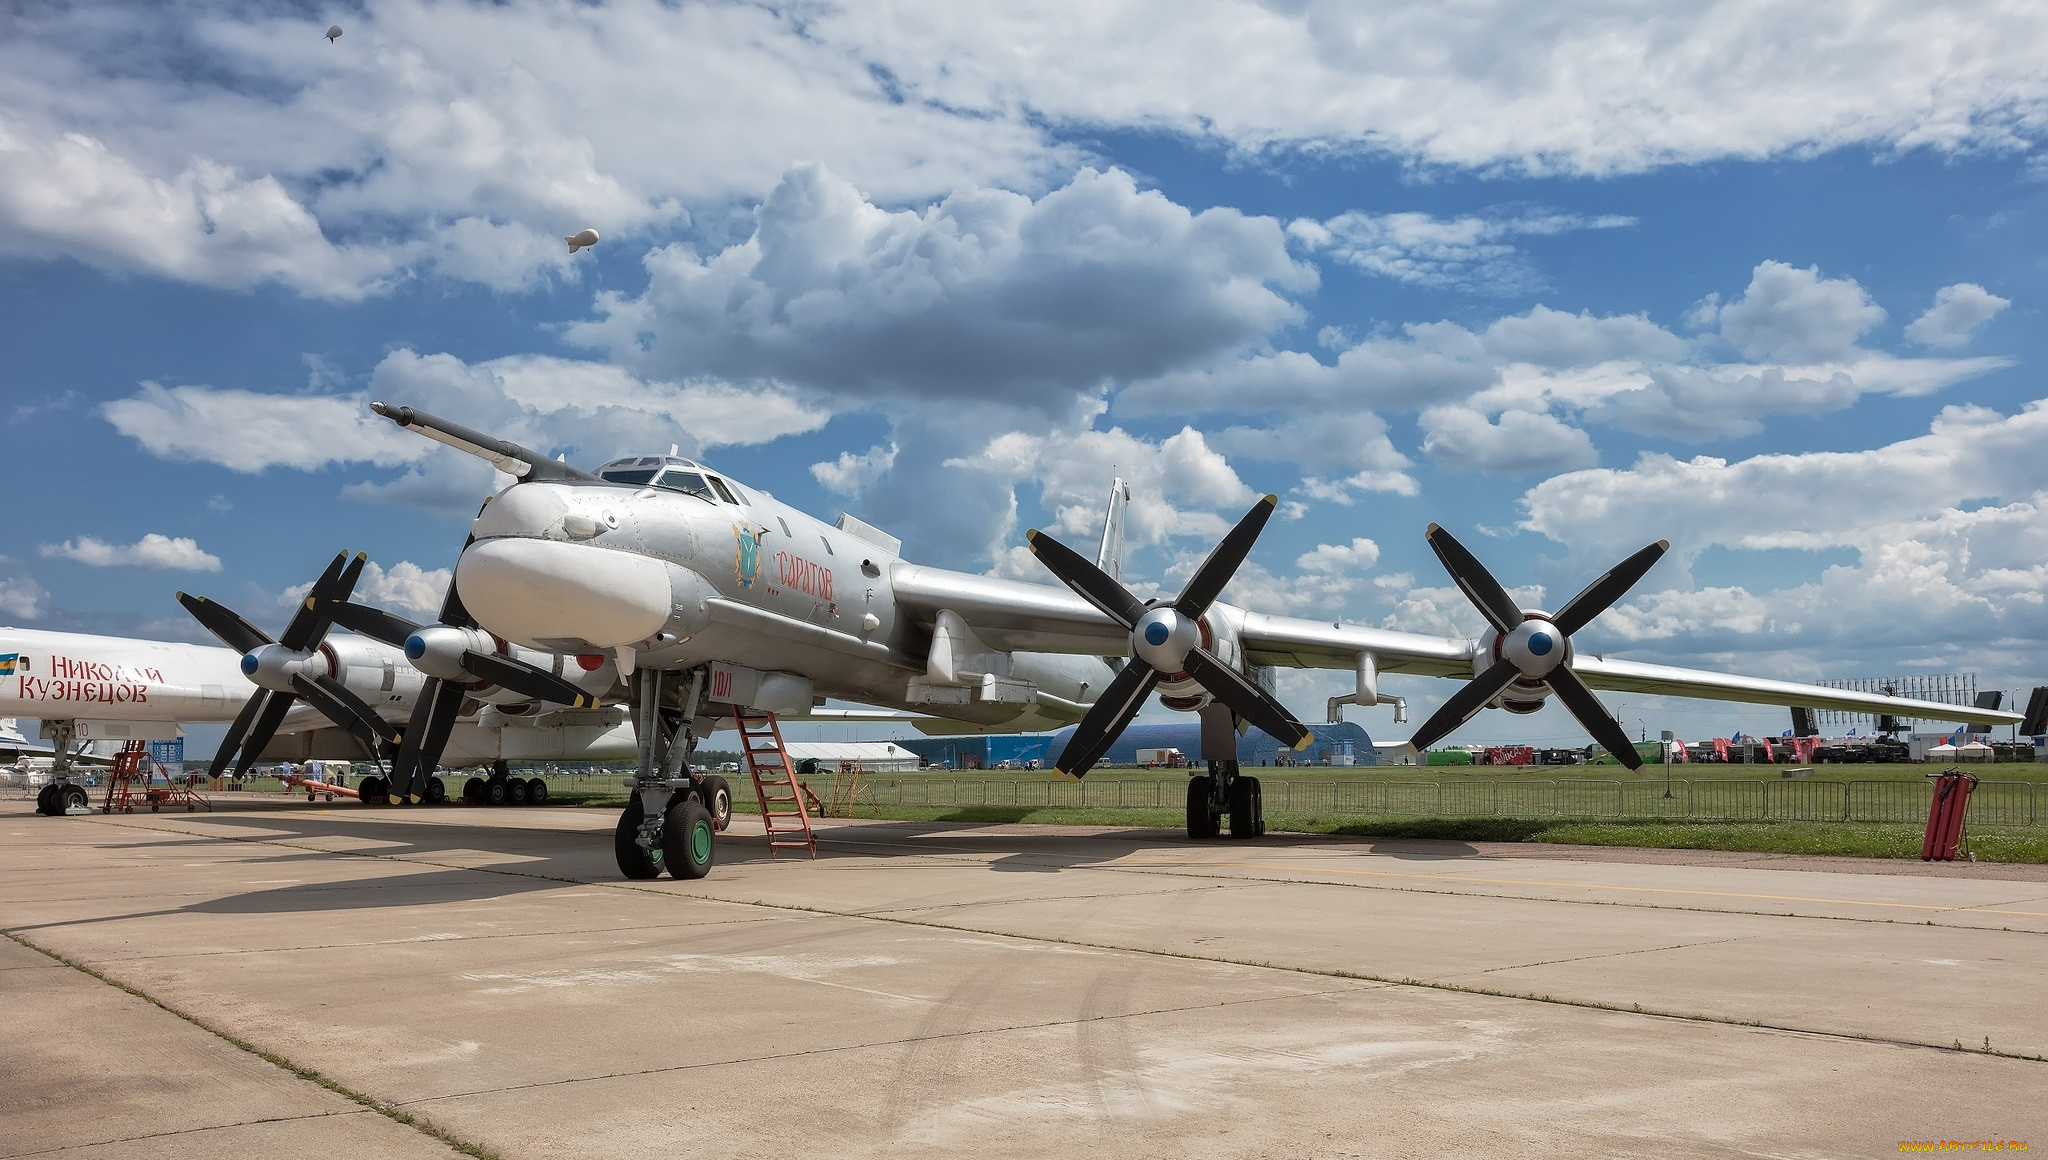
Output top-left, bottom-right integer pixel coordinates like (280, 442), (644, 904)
(1095, 476), (1130, 582)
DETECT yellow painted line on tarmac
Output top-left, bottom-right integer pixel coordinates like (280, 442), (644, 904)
(1113, 859), (2048, 918)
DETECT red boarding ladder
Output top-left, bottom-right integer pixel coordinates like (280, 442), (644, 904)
(736, 710), (816, 859)
(102, 740), (210, 814)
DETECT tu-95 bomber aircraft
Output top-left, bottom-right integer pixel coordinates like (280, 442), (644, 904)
(320, 403), (2018, 882)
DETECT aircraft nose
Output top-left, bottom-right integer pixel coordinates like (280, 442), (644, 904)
(456, 538), (674, 648)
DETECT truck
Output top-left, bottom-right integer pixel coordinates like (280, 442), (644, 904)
(1134, 747), (1188, 768)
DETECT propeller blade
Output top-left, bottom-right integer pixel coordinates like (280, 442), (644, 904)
(178, 593), (272, 656)
(1424, 524), (1523, 637)
(1025, 529), (1146, 629)
(1054, 662), (1161, 778)
(1174, 495), (1278, 618)
(461, 650), (600, 708)
(327, 601), (423, 649)
(1546, 666), (1645, 770)
(1180, 649), (1309, 749)
(209, 691), (269, 777)
(232, 692), (298, 778)
(438, 535), (479, 629)
(277, 552), (353, 651)
(1407, 658), (1521, 752)
(290, 675), (396, 762)
(303, 673), (399, 745)
(389, 678), (466, 800)
(1550, 540), (1670, 637)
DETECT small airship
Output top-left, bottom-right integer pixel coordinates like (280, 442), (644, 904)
(325, 25), (343, 42)
(565, 228), (600, 253)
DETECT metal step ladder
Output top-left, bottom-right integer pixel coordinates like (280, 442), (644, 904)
(102, 740), (210, 814)
(736, 710), (816, 858)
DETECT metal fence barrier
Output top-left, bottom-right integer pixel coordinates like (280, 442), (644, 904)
(798, 776), (2042, 826)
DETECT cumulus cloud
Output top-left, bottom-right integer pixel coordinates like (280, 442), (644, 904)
(818, 1), (2048, 175)
(1289, 207), (1633, 294)
(570, 164), (1312, 409)
(39, 534), (223, 572)
(1695, 261), (1887, 363)
(1510, 400), (2048, 672)
(0, 1), (1067, 295)
(105, 351), (831, 513)
(102, 382), (427, 472)
(812, 444), (899, 497)
(283, 560), (449, 619)
(1906, 283), (2011, 348)
(1209, 413), (1419, 500)
(1420, 407), (1598, 474)
(0, 570), (49, 620)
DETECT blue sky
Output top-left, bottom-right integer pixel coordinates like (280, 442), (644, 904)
(4, 1), (2045, 749)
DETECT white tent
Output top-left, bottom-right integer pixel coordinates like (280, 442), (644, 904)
(1957, 741), (1995, 761)
(1924, 742), (1959, 760)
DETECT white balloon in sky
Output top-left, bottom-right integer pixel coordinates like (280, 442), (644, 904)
(324, 25), (343, 42)
(565, 228), (600, 253)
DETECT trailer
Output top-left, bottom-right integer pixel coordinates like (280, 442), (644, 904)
(1134, 747), (1187, 767)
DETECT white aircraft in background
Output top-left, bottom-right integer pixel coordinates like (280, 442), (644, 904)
(323, 403), (2021, 882)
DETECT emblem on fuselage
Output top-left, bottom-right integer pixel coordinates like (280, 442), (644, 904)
(733, 523), (762, 589)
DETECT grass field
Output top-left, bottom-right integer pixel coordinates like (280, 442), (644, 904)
(201, 761), (2048, 863)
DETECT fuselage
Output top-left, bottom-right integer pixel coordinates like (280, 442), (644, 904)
(0, 628), (249, 722)
(452, 456), (1113, 728)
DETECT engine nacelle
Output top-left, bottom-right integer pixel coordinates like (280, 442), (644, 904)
(318, 636), (425, 708)
(1473, 622), (1556, 714)
(240, 644), (324, 694)
(1155, 606), (1247, 713)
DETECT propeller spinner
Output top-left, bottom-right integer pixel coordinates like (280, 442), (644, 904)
(178, 551), (389, 777)
(1407, 524), (1669, 768)
(1028, 494), (1311, 777)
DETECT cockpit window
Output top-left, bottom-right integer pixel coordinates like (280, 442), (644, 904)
(599, 467), (660, 485)
(707, 477), (739, 505)
(654, 469), (713, 499)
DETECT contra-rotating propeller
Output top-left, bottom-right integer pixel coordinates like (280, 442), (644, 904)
(325, 571), (602, 803)
(1028, 494), (1312, 777)
(179, 551), (394, 777)
(1407, 524), (1669, 769)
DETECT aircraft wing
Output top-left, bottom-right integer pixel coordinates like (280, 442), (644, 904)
(895, 568), (2021, 728)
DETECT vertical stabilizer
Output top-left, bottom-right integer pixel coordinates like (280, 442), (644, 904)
(1095, 477), (1131, 582)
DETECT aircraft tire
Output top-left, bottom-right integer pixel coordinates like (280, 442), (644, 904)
(1186, 775), (1220, 840)
(35, 784), (57, 815)
(662, 798), (716, 880)
(525, 777), (549, 805)
(1227, 776), (1261, 839)
(462, 776), (484, 804)
(424, 776), (447, 805)
(698, 776), (732, 831)
(614, 798), (663, 879)
(506, 779), (530, 807)
(485, 779), (509, 807)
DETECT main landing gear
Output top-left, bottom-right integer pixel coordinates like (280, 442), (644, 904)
(616, 667), (732, 881)
(1184, 703), (1265, 841)
(35, 782), (89, 817)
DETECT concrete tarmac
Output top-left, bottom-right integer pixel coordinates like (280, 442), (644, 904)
(3, 798), (2043, 1158)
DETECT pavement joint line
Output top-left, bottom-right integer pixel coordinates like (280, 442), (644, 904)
(3, 1107), (372, 1158)
(855, 881), (1258, 917)
(1, 928), (498, 1160)
(394, 982), (1379, 1107)
(1461, 934), (1764, 976)
(1105, 858), (2048, 917)
(66, 814), (2048, 1065)
(817, 834), (2048, 935)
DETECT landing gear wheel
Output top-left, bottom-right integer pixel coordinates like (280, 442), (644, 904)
(35, 784), (57, 816)
(424, 777), (447, 805)
(697, 776), (732, 831)
(614, 796), (663, 880)
(525, 777), (548, 805)
(62, 784), (89, 814)
(359, 776), (387, 805)
(661, 798), (715, 880)
(1186, 775), (1220, 840)
(462, 776), (484, 804)
(1228, 776), (1263, 839)
(485, 779), (509, 807)
(506, 779), (530, 806)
